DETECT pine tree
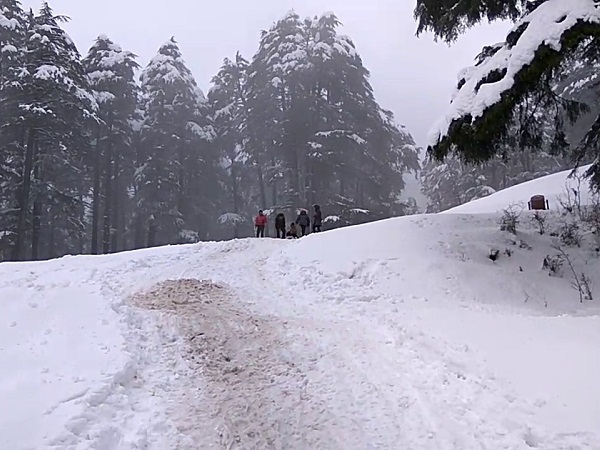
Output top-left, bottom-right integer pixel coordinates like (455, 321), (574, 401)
(136, 37), (214, 247)
(12, 3), (96, 260)
(209, 53), (252, 238)
(83, 35), (139, 254)
(244, 11), (420, 223)
(246, 11), (309, 208)
(0, 0), (27, 259)
(417, 0), (600, 189)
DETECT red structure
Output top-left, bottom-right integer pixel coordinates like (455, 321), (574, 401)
(528, 195), (549, 210)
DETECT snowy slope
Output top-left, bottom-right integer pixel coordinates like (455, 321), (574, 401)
(444, 165), (594, 214)
(1, 176), (599, 449)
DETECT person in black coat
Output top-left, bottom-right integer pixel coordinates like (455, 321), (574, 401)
(286, 222), (298, 239)
(296, 210), (310, 236)
(312, 204), (322, 233)
(275, 213), (286, 239)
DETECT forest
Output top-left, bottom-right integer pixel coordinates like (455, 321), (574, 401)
(0, 2), (420, 261)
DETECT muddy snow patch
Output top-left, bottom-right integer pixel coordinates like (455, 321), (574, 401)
(129, 279), (319, 449)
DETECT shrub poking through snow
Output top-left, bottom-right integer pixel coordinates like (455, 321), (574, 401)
(557, 176), (584, 216)
(518, 240), (533, 250)
(488, 248), (500, 262)
(542, 254), (563, 277)
(579, 274), (594, 302)
(552, 245), (593, 303)
(559, 222), (582, 247)
(500, 205), (521, 235)
(581, 194), (600, 235)
(532, 211), (547, 235)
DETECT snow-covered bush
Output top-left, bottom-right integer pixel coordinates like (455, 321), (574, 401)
(552, 245), (594, 303)
(558, 222), (582, 247)
(218, 213), (244, 226)
(578, 274), (594, 302)
(500, 205), (521, 235)
(542, 254), (564, 277)
(532, 212), (547, 235)
(178, 230), (199, 244)
(581, 194), (600, 235)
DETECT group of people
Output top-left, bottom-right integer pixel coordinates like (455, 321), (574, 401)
(254, 205), (323, 238)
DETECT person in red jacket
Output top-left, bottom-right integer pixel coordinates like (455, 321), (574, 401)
(254, 210), (268, 238)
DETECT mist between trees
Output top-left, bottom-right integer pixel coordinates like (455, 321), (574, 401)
(0, 3), (421, 261)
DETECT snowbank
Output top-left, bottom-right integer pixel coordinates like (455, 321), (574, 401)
(0, 258), (131, 449)
(443, 165), (594, 214)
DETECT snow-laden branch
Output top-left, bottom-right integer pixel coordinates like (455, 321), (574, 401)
(429, 0), (600, 147)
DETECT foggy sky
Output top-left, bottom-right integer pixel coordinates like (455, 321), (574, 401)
(21, 0), (510, 150)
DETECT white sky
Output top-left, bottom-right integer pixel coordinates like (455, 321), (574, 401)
(21, 0), (510, 148)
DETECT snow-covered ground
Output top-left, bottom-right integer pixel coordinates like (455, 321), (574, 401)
(445, 164), (593, 214)
(1, 169), (599, 449)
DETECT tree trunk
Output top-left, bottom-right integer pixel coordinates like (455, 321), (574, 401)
(31, 161), (42, 260)
(232, 160), (239, 239)
(134, 213), (144, 249)
(111, 155), (120, 251)
(177, 149), (186, 234)
(91, 128), (102, 254)
(48, 221), (55, 259)
(147, 217), (156, 248)
(257, 162), (267, 209)
(78, 198), (85, 255)
(12, 128), (36, 261)
(270, 154), (277, 206)
(102, 140), (113, 254)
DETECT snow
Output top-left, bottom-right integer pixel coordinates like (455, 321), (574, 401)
(2, 44), (18, 53)
(34, 64), (62, 80)
(323, 214), (341, 223)
(444, 165), (593, 214)
(0, 15), (19, 30)
(1, 171), (599, 448)
(429, 0), (600, 146)
(218, 212), (244, 225)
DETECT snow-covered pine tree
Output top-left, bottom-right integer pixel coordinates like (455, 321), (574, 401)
(137, 37), (214, 247)
(419, 0), (600, 189)
(12, 3), (96, 260)
(245, 11), (420, 222)
(303, 12), (419, 219)
(208, 53), (253, 238)
(83, 35), (139, 254)
(0, 0), (27, 259)
(246, 11), (309, 208)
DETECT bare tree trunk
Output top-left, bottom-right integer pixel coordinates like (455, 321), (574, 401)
(147, 217), (156, 248)
(232, 160), (239, 239)
(102, 140), (113, 254)
(257, 163), (267, 209)
(31, 162), (42, 260)
(12, 128), (36, 261)
(111, 155), (120, 251)
(91, 128), (101, 254)
(48, 221), (55, 259)
(134, 213), (144, 249)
